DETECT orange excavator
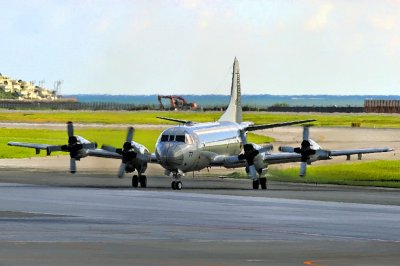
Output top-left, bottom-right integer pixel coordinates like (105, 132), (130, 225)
(157, 95), (199, 110)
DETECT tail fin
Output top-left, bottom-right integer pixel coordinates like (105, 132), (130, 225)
(218, 57), (243, 123)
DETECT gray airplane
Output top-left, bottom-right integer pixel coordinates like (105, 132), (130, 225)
(8, 58), (393, 190)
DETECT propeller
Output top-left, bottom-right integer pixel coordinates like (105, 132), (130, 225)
(279, 126), (332, 177)
(279, 126), (315, 177)
(57, 121), (97, 173)
(294, 126), (316, 177)
(117, 127), (135, 178)
(101, 127), (150, 178)
(238, 130), (273, 180)
(240, 144), (260, 180)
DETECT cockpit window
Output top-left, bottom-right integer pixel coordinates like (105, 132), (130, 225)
(161, 135), (169, 142)
(185, 133), (193, 144)
(168, 135), (175, 141)
(175, 135), (185, 142)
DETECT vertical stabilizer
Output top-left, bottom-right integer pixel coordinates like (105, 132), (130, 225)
(218, 57), (242, 123)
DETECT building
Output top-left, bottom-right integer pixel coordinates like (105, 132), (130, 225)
(0, 73), (58, 100)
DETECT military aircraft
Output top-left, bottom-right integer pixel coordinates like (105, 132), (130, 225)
(8, 58), (394, 190)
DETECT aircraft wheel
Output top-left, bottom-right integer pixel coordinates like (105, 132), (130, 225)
(175, 181), (183, 190)
(139, 175), (147, 188)
(260, 177), (267, 190)
(132, 175), (139, 188)
(252, 179), (260, 190)
(171, 181), (176, 190)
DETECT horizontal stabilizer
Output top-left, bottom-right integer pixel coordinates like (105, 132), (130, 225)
(245, 119), (316, 131)
(156, 116), (193, 124)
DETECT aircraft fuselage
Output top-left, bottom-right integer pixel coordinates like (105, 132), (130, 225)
(155, 121), (245, 172)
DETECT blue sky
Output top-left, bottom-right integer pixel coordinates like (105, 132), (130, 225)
(1, 0), (400, 95)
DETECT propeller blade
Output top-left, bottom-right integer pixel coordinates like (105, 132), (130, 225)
(70, 158), (76, 173)
(118, 162), (126, 178)
(303, 126), (309, 141)
(67, 121), (74, 137)
(299, 161), (307, 177)
(126, 127), (134, 143)
(248, 164), (258, 180)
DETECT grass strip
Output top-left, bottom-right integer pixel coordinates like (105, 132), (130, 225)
(269, 160), (400, 188)
(0, 111), (399, 128)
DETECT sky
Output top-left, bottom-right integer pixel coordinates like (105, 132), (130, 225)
(1, 0), (400, 95)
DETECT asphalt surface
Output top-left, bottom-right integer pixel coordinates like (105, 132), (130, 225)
(0, 169), (399, 265)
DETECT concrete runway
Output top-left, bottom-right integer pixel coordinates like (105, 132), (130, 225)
(0, 169), (400, 265)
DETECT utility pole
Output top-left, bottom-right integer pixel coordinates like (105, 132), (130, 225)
(54, 80), (63, 96)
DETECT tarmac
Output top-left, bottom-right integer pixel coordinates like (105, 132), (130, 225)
(0, 166), (399, 265)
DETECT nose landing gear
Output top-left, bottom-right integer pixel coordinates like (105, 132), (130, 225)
(170, 170), (184, 190)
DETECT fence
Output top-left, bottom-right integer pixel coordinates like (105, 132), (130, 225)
(364, 100), (400, 113)
(0, 100), (376, 113)
(0, 100), (156, 111)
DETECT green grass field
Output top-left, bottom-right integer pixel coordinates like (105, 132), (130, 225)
(0, 111), (399, 128)
(2, 128), (272, 158)
(269, 160), (400, 188)
(226, 160), (400, 188)
(1, 111), (398, 188)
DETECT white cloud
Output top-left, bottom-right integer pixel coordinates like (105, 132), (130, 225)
(370, 15), (397, 31)
(304, 3), (334, 32)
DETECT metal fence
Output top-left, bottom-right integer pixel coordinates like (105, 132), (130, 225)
(0, 100), (367, 113)
(364, 100), (400, 113)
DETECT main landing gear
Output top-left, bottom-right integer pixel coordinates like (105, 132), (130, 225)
(252, 177), (267, 190)
(171, 180), (182, 190)
(132, 175), (147, 188)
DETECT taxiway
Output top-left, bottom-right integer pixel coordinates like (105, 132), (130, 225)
(0, 168), (399, 265)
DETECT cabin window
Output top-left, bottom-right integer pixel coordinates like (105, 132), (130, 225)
(175, 135), (185, 142)
(161, 135), (169, 142)
(168, 135), (175, 141)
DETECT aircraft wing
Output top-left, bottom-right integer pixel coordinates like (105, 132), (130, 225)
(329, 148), (393, 157)
(209, 152), (302, 167)
(87, 148), (159, 163)
(8, 142), (62, 155)
(245, 119), (316, 131)
(209, 147), (393, 168)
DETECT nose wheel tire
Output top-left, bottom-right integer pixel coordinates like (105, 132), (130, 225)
(171, 181), (182, 190)
(139, 175), (147, 188)
(132, 175), (139, 188)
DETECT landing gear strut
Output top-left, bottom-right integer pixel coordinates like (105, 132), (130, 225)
(132, 174), (147, 188)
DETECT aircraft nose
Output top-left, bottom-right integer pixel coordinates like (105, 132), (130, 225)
(158, 143), (184, 168)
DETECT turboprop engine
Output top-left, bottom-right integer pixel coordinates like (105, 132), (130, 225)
(50, 121), (97, 173)
(101, 127), (150, 187)
(279, 126), (331, 177)
(238, 143), (273, 180)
